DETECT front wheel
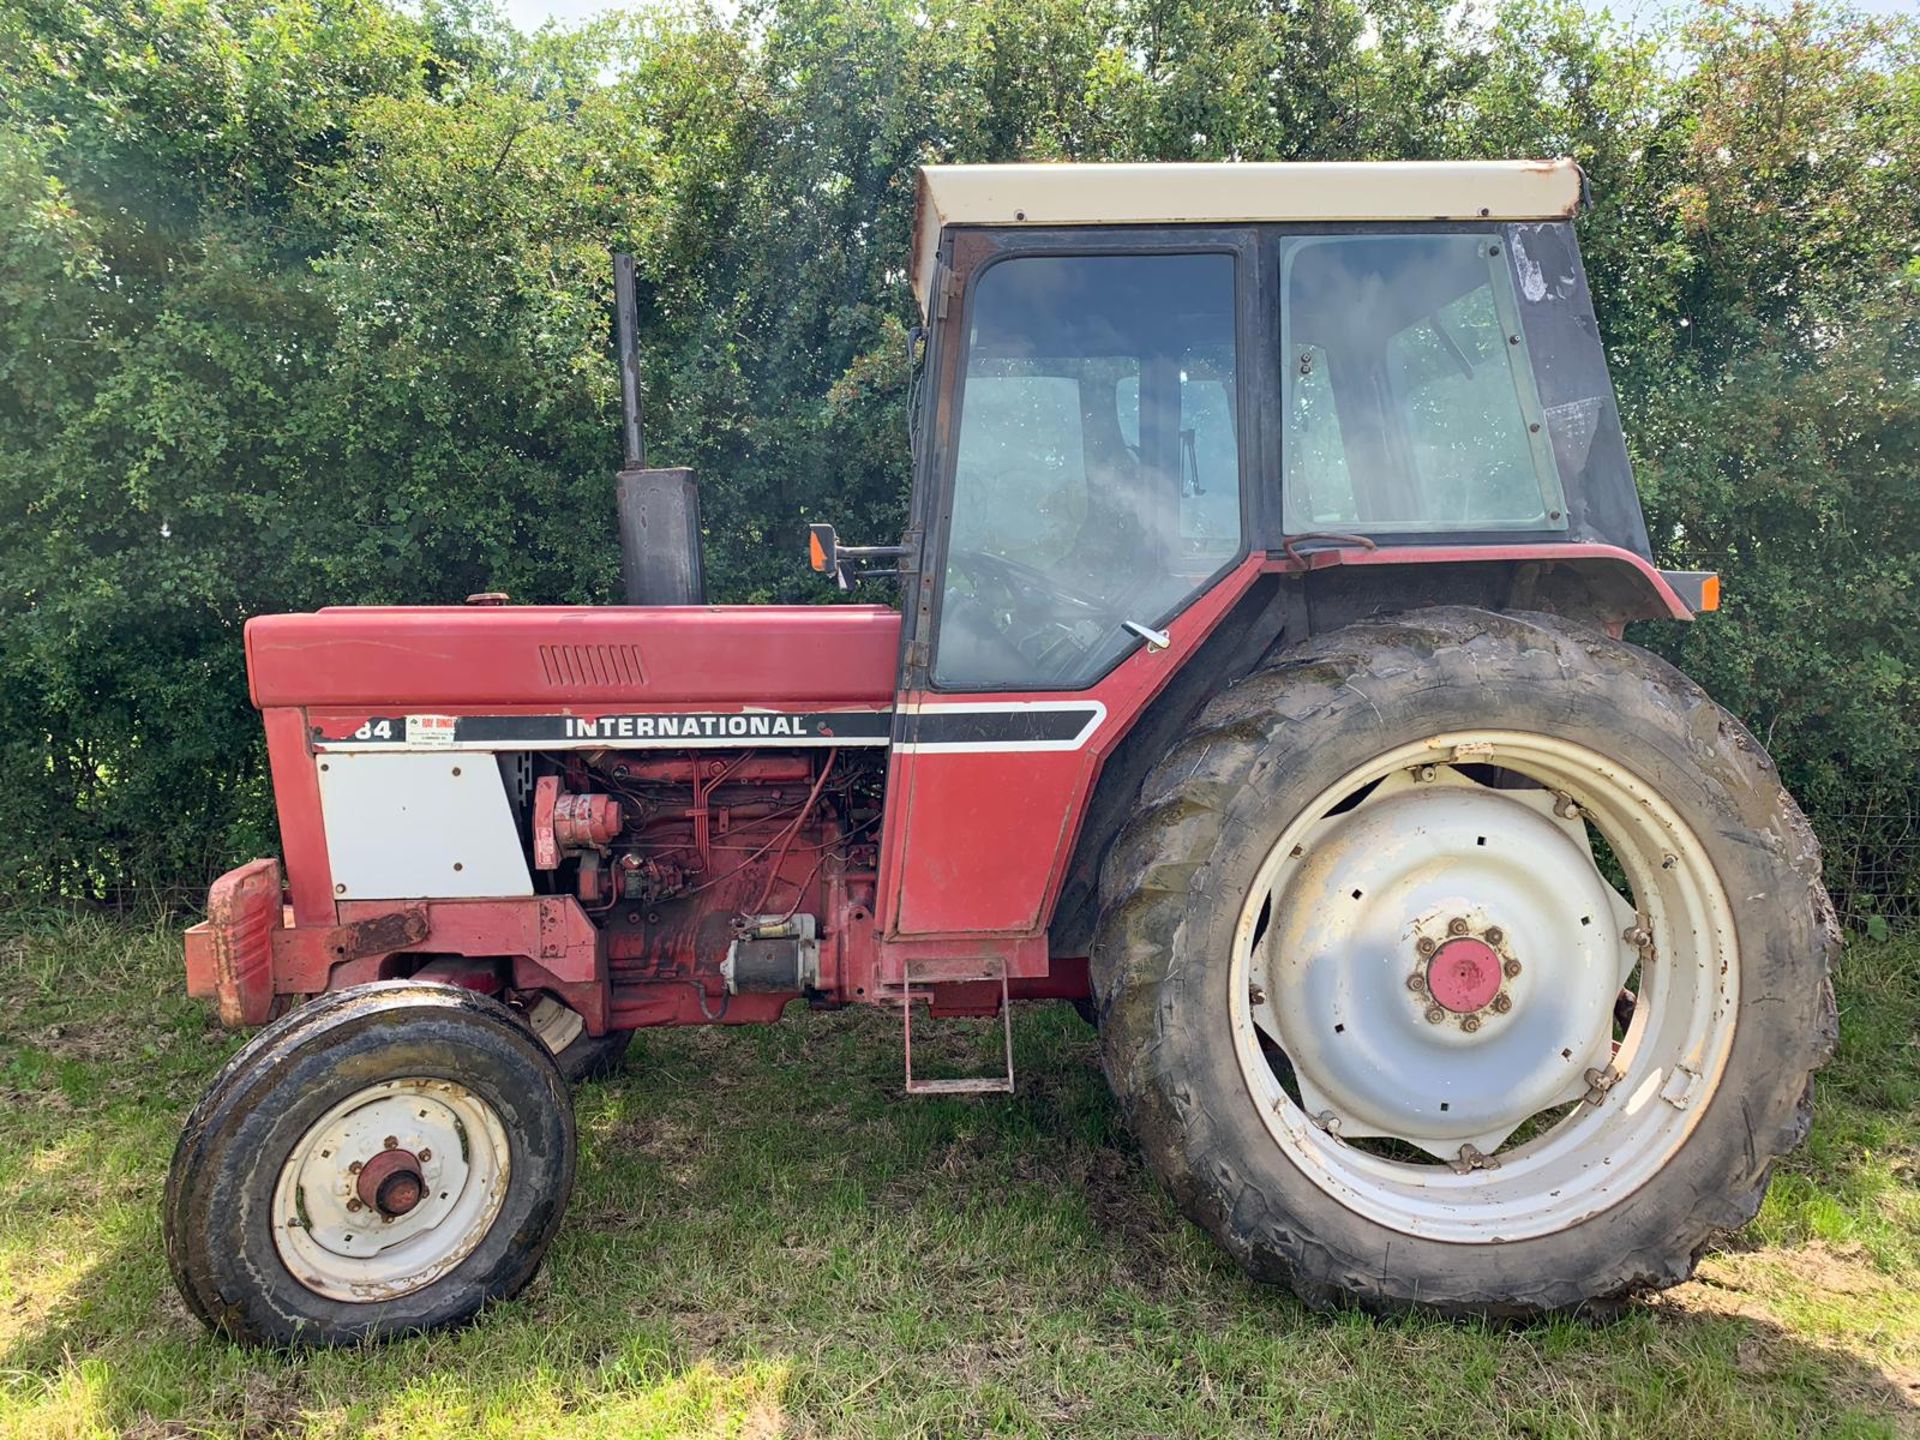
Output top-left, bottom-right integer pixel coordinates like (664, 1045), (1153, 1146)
(1093, 608), (1836, 1316)
(165, 981), (575, 1346)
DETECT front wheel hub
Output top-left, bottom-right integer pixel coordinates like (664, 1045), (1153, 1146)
(356, 1149), (425, 1217)
(271, 1077), (512, 1302)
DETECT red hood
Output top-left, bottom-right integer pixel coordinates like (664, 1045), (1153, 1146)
(245, 604), (902, 710)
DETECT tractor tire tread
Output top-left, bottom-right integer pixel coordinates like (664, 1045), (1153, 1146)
(1091, 606), (1837, 1318)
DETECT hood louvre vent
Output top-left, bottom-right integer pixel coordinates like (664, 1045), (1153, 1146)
(538, 643), (645, 689)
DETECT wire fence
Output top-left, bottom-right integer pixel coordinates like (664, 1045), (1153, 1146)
(1813, 795), (1920, 938)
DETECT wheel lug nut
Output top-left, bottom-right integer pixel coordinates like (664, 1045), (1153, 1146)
(1425, 1006), (1445, 1025)
(348, 1160), (363, 1174)
(1407, 973), (1427, 993)
(1503, 958), (1522, 978)
(1248, 985), (1266, 1007)
(1623, 925), (1652, 948)
(346, 1198), (364, 1212)
(1491, 994), (1512, 1014)
(418, 1148), (431, 1162)
(1416, 936), (1437, 957)
(1485, 926), (1504, 945)
(1460, 1015), (1481, 1033)
(1447, 917), (1469, 936)
(383, 1136), (399, 1150)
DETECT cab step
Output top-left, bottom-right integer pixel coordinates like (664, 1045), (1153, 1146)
(902, 961), (1014, 1096)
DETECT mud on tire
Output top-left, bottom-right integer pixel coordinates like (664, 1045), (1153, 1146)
(1091, 607), (1837, 1317)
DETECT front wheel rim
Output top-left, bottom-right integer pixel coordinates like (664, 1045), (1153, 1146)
(1230, 731), (1738, 1244)
(271, 1078), (512, 1302)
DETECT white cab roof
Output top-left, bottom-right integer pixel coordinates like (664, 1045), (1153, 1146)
(911, 159), (1583, 315)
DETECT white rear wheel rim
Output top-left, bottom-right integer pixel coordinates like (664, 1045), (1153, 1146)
(525, 995), (585, 1056)
(1231, 731), (1738, 1243)
(271, 1078), (511, 1302)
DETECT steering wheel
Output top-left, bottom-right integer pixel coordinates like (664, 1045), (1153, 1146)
(945, 546), (1129, 683)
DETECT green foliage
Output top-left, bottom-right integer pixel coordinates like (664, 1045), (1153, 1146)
(0, 0), (1915, 914)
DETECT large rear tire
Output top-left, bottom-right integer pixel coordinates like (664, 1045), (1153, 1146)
(1092, 607), (1836, 1317)
(166, 981), (575, 1346)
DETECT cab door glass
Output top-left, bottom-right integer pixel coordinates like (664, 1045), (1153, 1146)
(936, 252), (1243, 691)
(1284, 343), (1355, 525)
(1281, 234), (1566, 532)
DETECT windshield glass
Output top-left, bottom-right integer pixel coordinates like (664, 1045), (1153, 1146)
(933, 252), (1243, 691)
(1282, 233), (1566, 532)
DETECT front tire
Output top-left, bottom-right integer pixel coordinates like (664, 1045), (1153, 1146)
(166, 981), (576, 1346)
(1093, 607), (1836, 1317)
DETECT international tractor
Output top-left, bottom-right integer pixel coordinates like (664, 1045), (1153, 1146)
(167, 160), (1836, 1345)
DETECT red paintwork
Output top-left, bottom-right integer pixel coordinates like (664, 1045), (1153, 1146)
(184, 858), (282, 1026)
(264, 707), (336, 926)
(246, 605), (901, 708)
(188, 540), (1690, 1050)
(552, 791), (622, 851)
(874, 554), (1267, 959)
(357, 1149), (425, 1215)
(532, 776), (563, 870)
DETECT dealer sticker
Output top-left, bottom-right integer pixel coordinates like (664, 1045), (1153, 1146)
(406, 714), (457, 748)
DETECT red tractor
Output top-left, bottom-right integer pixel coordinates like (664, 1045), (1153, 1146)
(168, 159), (1835, 1345)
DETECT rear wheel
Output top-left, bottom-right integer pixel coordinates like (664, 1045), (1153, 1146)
(1093, 607), (1836, 1316)
(521, 994), (634, 1083)
(166, 981), (575, 1345)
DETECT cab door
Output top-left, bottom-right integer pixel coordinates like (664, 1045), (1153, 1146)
(875, 235), (1262, 976)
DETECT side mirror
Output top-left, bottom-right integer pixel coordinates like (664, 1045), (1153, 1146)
(808, 523), (842, 585)
(807, 522), (913, 590)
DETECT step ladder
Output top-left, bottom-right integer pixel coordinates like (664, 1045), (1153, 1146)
(901, 960), (1014, 1095)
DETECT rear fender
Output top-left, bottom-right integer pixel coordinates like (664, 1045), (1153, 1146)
(1275, 542), (1705, 632)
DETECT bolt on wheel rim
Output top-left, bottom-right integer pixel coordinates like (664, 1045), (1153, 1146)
(272, 1078), (511, 1302)
(1232, 732), (1737, 1243)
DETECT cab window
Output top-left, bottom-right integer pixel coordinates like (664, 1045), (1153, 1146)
(935, 252), (1243, 691)
(1281, 234), (1565, 533)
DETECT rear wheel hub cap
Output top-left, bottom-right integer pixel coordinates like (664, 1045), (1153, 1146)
(1427, 938), (1503, 1013)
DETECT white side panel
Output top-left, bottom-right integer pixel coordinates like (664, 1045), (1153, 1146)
(317, 751), (533, 900)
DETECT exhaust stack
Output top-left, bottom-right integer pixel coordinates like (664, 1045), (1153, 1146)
(613, 252), (706, 606)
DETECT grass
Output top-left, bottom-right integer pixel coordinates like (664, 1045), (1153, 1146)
(0, 912), (1915, 1438)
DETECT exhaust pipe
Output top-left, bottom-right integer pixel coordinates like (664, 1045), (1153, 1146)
(612, 252), (706, 606)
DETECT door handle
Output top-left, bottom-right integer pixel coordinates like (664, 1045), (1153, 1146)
(1123, 620), (1171, 652)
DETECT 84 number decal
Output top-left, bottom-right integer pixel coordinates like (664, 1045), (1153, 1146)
(333, 717), (407, 744)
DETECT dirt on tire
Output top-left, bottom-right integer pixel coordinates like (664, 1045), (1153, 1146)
(1091, 606), (1838, 1318)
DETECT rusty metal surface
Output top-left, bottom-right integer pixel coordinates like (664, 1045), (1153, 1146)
(204, 858), (283, 1028)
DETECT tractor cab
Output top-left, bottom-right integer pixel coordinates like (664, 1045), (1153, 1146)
(856, 160), (1707, 960)
(872, 161), (1689, 682)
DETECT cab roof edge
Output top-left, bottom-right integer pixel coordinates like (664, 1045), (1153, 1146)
(909, 158), (1585, 318)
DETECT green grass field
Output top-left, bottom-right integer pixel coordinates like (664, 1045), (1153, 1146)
(0, 913), (1914, 1438)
